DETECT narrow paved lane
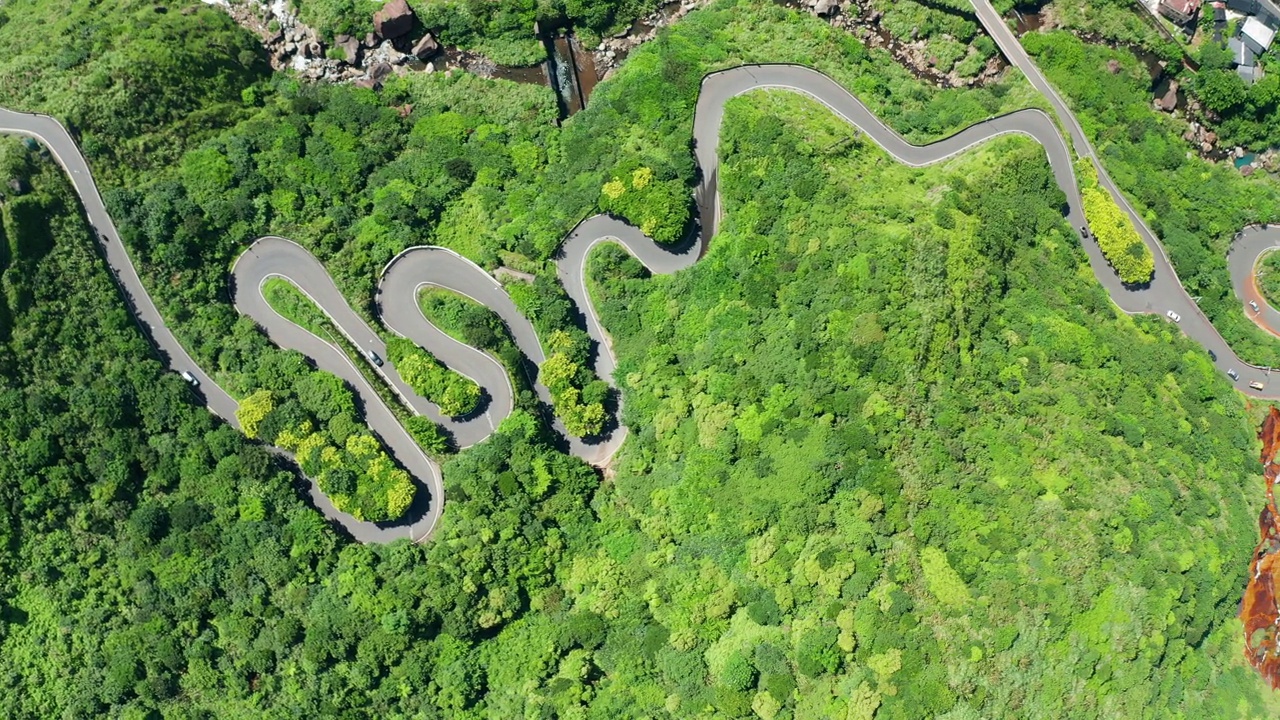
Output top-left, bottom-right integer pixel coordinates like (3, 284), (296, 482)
(0, 110), (241, 425)
(7, 59), (1278, 543)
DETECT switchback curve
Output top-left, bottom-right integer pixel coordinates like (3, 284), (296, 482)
(1230, 226), (1280, 346)
(4, 63), (1274, 544)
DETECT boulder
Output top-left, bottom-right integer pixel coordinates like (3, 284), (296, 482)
(1107, 59), (1121, 74)
(369, 62), (394, 82)
(1156, 81), (1178, 112)
(374, 0), (415, 40)
(411, 33), (439, 59)
(1204, 131), (1217, 145)
(335, 34), (361, 63)
(355, 77), (379, 90)
(364, 32), (381, 48)
(814, 0), (837, 16)
(1243, 165), (1256, 176)
(301, 40), (323, 59)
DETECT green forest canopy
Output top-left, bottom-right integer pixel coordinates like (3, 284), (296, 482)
(1, 0), (1280, 717)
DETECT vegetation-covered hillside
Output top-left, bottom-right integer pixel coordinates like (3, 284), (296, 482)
(0, 0), (1277, 716)
(578, 90), (1271, 717)
(0, 140), (599, 717)
(0, 0), (268, 180)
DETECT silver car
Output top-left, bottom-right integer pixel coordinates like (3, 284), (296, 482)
(180, 370), (199, 386)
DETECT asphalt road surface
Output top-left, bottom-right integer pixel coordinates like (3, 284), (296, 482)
(1230, 226), (1280, 346)
(5, 57), (1278, 543)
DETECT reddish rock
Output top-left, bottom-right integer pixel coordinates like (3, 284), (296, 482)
(1242, 408), (1280, 688)
(1243, 165), (1256, 176)
(369, 62), (394, 82)
(1205, 131), (1218, 145)
(1107, 59), (1121, 74)
(364, 32), (381, 48)
(355, 77), (379, 90)
(374, 0), (415, 40)
(411, 33), (440, 59)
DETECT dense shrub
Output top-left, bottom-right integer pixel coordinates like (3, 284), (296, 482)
(386, 336), (481, 417)
(1082, 187), (1154, 284)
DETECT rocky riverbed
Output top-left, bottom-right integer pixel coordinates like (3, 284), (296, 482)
(200, 0), (461, 87)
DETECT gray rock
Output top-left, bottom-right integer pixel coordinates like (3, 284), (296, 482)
(814, 0), (837, 15)
(355, 77), (379, 90)
(369, 62), (394, 82)
(374, 0), (415, 40)
(1156, 81), (1178, 112)
(336, 34), (361, 63)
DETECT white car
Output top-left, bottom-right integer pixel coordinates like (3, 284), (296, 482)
(1250, 300), (1261, 313)
(1166, 310), (1181, 323)
(180, 370), (199, 386)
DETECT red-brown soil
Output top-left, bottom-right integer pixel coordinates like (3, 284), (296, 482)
(1242, 407), (1280, 688)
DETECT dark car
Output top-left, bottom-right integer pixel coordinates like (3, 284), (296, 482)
(366, 349), (383, 367)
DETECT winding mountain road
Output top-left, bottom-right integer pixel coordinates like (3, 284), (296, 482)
(5, 57), (1279, 543)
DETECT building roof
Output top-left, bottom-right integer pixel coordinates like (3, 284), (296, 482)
(1227, 0), (1280, 24)
(1230, 36), (1259, 64)
(1163, 0), (1202, 14)
(1244, 15), (1278, 48)
(1239, 63), (1266, 82)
